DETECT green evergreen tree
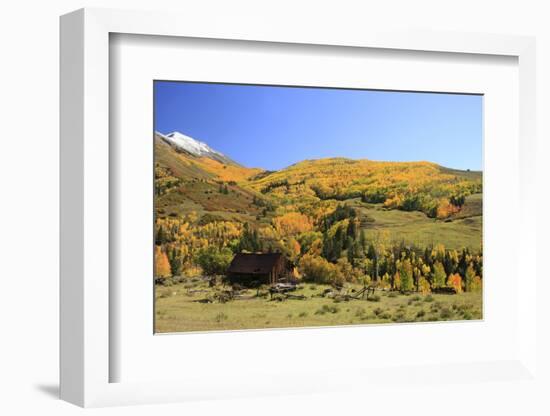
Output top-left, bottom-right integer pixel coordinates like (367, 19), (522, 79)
(347, 240), (364, 267)
(238, 222), (262, 252)
(344, 236), (353, 251)
(366, 244), (379, 280)
(346, 219), (358, 240)
(443, 251), (454, 275)
(333, 232), (343, 261)
(155, 225), (166, 245)
(168, 247), (182, 277)
(458, 249), (468, 277)
(359, 229), (367, 251)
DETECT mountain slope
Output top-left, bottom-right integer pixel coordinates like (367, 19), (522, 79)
(155, 134), (214, 180)
(155, 131), (482, 226)
(155, 134), (482, 251)
(247, 157), (482, 210)
(155, 133), (262, 181)
(241, 157), (483, 222)
(157, 131), (239, 166)
(155, 133), (266, 222)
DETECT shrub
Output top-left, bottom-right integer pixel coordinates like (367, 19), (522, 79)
(158, 288), (172, 298)
(392, 311), (406, 322)
(215, 312), (228, 322)
(198, 213), (226, 226)
(423, 295), (434, 302)
(196, 246), (233, 276)
(439, 307), (452, 319)
(367, 294), (381, 302)
(457, 303), (472, 312)
(271, 294), (285, 302)
(156, 277), (174, 286)
(416, 309), (426, 318)
(317, 304), (340, 314)
(299, 254), (343, 285)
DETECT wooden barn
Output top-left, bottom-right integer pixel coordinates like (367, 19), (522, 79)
(226, 253), (291, 286)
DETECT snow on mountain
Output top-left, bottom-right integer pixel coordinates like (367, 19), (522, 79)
(156, 131), (237, 165)
(160, 131), (218, 156)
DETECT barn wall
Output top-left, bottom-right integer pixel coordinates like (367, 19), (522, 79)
(228, 273), (270, 286)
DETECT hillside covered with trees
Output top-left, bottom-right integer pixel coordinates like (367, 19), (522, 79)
(154, 132), (483, 295)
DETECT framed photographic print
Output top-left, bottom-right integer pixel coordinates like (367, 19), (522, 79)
(153, 81), (484, 333)
(60, 7), (539, 408)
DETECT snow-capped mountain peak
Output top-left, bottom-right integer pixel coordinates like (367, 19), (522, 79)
(156, 131), (238, 166)
(161, 131), (221, 157)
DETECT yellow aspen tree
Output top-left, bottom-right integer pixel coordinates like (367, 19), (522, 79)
(419, 277), (431, 294)
(433, 261), (446, 288)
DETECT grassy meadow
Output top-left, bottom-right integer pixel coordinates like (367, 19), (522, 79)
(155, 278), (482, 333)
(346, 194), (482, 251)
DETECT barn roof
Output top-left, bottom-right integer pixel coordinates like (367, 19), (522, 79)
(227, 253), (283, 275)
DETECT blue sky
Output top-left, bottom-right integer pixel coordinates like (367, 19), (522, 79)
(154, 81), (483, 171)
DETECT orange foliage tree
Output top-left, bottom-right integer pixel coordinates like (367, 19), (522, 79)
(436, 199), (460, 219)
(155, 246), (171, 278)
(447, 273), (463, 293)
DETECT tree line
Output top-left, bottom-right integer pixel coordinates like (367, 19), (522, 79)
(297, 204), (482, 293)
(155, 202), (482, 295)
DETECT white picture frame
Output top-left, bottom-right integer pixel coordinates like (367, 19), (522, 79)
(60, 7), (538, 408)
